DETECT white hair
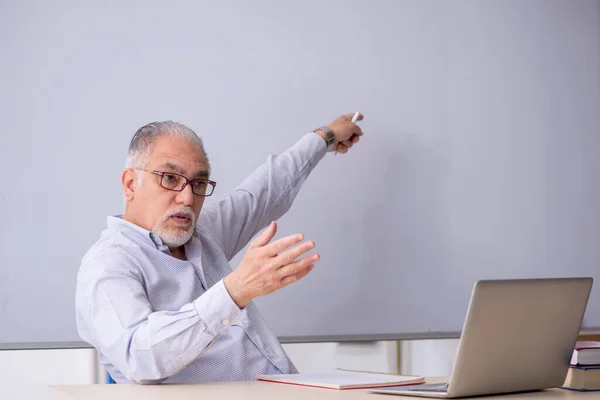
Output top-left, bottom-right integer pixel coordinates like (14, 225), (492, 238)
(126, 121), (211, 174)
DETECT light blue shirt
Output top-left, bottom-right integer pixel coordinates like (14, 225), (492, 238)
(75, 132), (327, 384)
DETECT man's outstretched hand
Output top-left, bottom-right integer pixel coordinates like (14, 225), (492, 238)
(224, 221), (319, 308)
(315, 112), (364, 154)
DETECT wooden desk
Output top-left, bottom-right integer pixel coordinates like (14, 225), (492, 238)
(48, 379), (600, 400)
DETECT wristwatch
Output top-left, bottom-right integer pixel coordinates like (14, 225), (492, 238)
(315, 125), (335, 152)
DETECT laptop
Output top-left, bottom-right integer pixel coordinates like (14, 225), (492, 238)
(369, 277), (593, 398)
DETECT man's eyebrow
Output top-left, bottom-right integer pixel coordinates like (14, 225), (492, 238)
(157, 162), (209, 178)
(157, 162), (185, 175)
(192, 171), (210, 179)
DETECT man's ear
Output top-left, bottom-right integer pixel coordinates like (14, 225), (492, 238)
(122, 169), (138, 201)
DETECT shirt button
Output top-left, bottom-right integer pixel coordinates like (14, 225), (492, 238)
(266, 350), (275, 358)
(222, 319), (230, 326)
(242, 318), (249, 325)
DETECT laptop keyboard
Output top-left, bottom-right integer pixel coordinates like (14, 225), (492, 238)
(406, 383), (449, 392)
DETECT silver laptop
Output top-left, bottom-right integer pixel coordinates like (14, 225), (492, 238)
(370, 278), (593, 398)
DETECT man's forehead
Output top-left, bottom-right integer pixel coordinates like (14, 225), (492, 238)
(155, 161), (209, 177)
(150, 137), (209, 176)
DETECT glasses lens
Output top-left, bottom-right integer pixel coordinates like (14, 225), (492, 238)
(161, 173), (184, 190)
(191, 180), (213, 196)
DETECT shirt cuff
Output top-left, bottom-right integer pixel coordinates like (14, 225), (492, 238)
(193, 279), (242, 336)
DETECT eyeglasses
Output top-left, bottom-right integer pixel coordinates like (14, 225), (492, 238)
(136, 169), (217, 197)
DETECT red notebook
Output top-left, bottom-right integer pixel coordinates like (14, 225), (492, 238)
(257, 369), (425, 390)
(571, 341), (600, 366)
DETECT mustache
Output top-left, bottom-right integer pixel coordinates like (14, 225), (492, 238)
(163, 206), (196, 224)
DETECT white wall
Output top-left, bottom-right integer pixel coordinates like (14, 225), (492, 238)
(0, 340), (458, 400)
(0, 348), (97, 400)
(283, 341), (399, 374)
(401, 339), (459, 377)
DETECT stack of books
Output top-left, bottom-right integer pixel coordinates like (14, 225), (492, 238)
(562, 341), (600, 391)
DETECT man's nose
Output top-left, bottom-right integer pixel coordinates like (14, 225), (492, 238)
(175, 183), (194, 206)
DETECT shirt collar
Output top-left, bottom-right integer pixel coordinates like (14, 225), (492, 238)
(107, 215), (166, 250)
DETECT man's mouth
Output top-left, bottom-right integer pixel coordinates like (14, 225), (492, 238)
(171, 213), (192, 224)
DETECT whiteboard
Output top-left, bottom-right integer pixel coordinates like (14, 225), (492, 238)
(1, 0), (599, 349)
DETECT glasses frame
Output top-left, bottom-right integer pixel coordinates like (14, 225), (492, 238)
(136, 169), (217, 197)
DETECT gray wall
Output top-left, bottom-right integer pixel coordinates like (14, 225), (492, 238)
(1, 0), (599, 348)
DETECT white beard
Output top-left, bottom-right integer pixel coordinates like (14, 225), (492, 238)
(152, 206), (196, 247)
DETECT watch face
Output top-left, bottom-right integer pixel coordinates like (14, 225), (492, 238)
(327, 132), (335, 145)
